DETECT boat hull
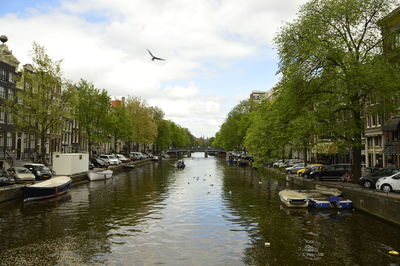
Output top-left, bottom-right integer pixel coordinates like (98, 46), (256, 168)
(279, 188), (352, 209)
(308, 196), (353, 209)
(23, 176), (72, 202)
(279, 189), (310, 208)
(88, 170), (113, 181)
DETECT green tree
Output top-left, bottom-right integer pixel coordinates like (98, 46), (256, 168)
(71, 79), (111, 157)
(109, 104), (133, 153)
(275, 0), (400, 181)
(213, 100), (252, 150)
(9, 43), (71, 164)
(125, 97), (157, 150)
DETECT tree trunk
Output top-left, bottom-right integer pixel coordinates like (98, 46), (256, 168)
(352, 145), (362, 182)
(352, 106), (363, 182)
(114, 134), (118, 154)
(303, 146), (308, 167)
(40, 133), (46, 165)
(88, 140), (92, 159)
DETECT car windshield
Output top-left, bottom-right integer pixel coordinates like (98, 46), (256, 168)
(33, 165), (49, 172)
(16, 168), (30, 173)
(372, 169), (399, 176)
(110, 156), (117, 159)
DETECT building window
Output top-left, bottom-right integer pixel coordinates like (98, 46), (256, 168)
(8, 89), (13, 99)
(375, 136), (382, 147)
(6, 132), (12, 148)
(0, 69), (6, 81)
(0, 133), (4, 148)
(371, 115), (376, 127)
(7, 113), (12, 124)
(0, 110), (5, 123)
(392, 32), (400, 49)
(8, 72), (14, 83)
(0, 86), (4, 98)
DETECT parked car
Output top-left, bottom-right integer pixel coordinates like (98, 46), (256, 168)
(91, 158), (108, 168)
(99, 154), (120, 165)
(152, 155), (160, 161)
(376, 172), (400, 192)
(283, 159), (303, 168)
(7, 167), (35, 183)
(301, 165), (324, 178)
(24, 163), (53, 181)
(297, 164), (323, 176)
(116, 154), (130, 163)
(273, 160), (283, 168)
(0, 169), (14, 186)
(129, 152), (144, 161)
(286, 163), (305, 174)
(358, 168), (400, 189)
(309, 164), (352, 181)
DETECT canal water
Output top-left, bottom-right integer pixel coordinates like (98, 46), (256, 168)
(1, 152), (400, 265)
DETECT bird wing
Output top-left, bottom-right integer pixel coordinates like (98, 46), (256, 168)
(154, 56), (166, 61)
(147, 49), (154, 58)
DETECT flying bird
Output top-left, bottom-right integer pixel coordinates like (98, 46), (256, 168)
(147, 49), (165, 61)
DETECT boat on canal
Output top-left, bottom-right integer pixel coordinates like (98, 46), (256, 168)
(308, 196), (353, 209)
(88, 170), (113, 181)
(279, 189), (321, 208)
(279, 186), (351, 208)
(23, 176), (72, 202)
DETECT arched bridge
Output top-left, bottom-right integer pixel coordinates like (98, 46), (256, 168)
(166, 149), (226, 158)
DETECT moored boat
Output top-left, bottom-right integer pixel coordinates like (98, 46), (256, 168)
(23, 176), (72, 202)
(88, 170), (113, 181)
(279, 189), (322, 208)
(308, 196), (353, 209)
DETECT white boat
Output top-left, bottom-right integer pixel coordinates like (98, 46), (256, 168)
(23, 176), (72, 202)
(280, 187), (351, 209)
(279, 189), (322, 208)
(88, 170), (113, 181)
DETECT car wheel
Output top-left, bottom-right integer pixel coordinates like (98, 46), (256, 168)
(381, 184), (392, 193)
(363, 180), (372, 189)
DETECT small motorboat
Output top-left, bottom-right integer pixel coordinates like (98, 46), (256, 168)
(280, 186), (352, 209)
(88, 170), (113, 181)
(23, 176), (72, 202)
(279, 189), (321, 208)
(308, 196), (353, 209)
(123, 164), (135, 169)
(176, 160), (185, 169)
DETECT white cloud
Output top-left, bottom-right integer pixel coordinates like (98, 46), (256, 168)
(1, 0), (307, 137)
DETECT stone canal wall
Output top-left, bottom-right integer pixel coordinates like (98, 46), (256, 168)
(283, 173), (400, 226)
(0, 159), (154, 203)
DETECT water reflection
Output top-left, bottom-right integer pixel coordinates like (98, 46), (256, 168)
(0, 154), (399, 265)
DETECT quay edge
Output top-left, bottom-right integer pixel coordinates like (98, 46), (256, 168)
(279, 170), (400, 226)
(0, 158), (154, 203)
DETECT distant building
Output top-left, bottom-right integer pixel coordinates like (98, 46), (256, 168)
(0, 36), (20, 161)
(250, 90), (273, 104)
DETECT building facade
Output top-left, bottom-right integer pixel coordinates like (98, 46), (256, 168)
(0, 36), (20, 161)
(364, 7), (400, 168)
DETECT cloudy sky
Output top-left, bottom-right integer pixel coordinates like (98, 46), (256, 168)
(1, 0), (307, 137)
